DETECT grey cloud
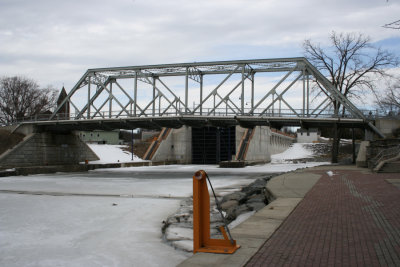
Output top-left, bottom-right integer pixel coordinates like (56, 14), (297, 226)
(0, 0), (399, 89)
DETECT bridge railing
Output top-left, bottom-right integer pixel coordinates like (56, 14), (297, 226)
(15, 108), (385, 124)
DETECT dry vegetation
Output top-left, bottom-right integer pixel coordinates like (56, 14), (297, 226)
(0, 129), (25, 155)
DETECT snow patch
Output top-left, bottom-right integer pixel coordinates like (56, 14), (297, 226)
(87, 144), (145, 164)
(271, 143), (314, 163)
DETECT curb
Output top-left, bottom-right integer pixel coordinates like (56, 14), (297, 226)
(178, 167), (323, 267)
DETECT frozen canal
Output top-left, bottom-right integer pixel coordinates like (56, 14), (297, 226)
(0, 153), (328, 266)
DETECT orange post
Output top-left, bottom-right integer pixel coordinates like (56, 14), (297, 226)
(193, 170), (240, 254)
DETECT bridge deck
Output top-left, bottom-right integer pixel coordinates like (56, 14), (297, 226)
(20, 115), (369, 132)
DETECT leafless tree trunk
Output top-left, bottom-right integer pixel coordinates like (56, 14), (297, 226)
(303, 31), (399, 162)
(0, 76), (57, 125)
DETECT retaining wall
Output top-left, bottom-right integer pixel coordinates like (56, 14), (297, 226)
(375, 118), (400, 137)
(151, 126), (192, 164)
(153, 126), (294, 164)
(240, 126), (294, 162)
(0, 132), (99, 168)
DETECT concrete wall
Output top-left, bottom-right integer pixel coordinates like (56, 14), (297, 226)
(7, 124), (36, 136)
(356, 141), (370, 168)
(269, 130), (295, 155)
(297, 129), (320, 143)
(148, 126), (294, 164)
(375, 118), (400, 137)
(240, 126), (271, 162)
(0, 132), (99, 168)
(77, 130), (121, 145)
(152, 126), (192, 164)
(236, 126), (294, 163)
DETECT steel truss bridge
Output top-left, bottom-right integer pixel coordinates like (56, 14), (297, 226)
(32, 58), (382, 136)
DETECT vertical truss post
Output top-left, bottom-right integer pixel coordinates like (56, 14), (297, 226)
(306, 72), (310, 117)
(272, 94), (275, 116)
(134, 71), (138, 117)
(200, 74), (203, 116)
(251, 72), (255, 114)
(153, 77), (156, 116)
(213, 94), (216, 116)
(109, 81), (113, 118)
(241, 64), (245, 115)
(87, 76), (91, 119)
(159, 94), (161, 116)
(302, 68), (306, 117)
(185, 67), (189, 114)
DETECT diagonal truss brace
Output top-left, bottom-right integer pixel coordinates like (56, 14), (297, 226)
(48, 57), (384, 138)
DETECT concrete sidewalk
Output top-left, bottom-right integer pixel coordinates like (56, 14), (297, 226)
(178, 165), (400, 267)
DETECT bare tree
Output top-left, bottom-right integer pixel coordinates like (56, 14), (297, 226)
(383, 1), (400, 29)
(377, 80), (400, 114)
(383, 19), (400, 29)
(0, 76), (58, 125)
(304, 31), (399, 117)
(303, 31), (398, 162)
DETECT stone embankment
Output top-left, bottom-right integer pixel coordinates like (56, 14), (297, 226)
(161, 174), (280, 252)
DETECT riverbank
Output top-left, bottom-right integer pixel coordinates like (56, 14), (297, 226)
(178, 165), (400, 266)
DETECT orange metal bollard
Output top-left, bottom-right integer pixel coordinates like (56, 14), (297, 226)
(192, 170), (240, 254)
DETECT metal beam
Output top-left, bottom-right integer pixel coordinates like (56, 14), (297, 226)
(46, 57), (385, 137)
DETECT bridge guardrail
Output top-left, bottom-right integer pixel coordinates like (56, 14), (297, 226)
(12, 108), (388, 125)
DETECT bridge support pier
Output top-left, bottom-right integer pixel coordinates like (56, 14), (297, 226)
(0, 131), (99, 168)
(149, 126), (295, 165)
(331, 123), (339, 163)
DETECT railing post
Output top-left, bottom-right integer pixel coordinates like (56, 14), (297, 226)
(134, 71), (138, 117)
(251, 72), (255, 115)
(302, 68), (305, 117)
(109, 82), (113, 118)
(185, 67), (189, 114)
(152, 77), (156, 116)
(200, 74), (203, 116)
(241, 64), (245, 115)
(88, 76), (91, 119)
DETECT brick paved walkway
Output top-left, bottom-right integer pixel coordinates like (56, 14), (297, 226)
(246, 169), (400, 267)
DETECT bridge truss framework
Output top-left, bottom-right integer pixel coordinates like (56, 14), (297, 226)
(48, 57), (383, 136)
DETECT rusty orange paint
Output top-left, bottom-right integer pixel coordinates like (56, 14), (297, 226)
(192, 170), (240, 254)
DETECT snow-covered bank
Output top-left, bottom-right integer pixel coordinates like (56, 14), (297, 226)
(271, 143), (315, 163)
(87, 144), (145, 164)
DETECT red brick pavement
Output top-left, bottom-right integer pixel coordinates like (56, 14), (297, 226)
(246, 169), (400, 267)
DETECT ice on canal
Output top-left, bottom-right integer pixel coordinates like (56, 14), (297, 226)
(0, 144), (328, 267)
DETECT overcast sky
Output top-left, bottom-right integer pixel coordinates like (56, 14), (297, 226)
(0, 0), (399, 91)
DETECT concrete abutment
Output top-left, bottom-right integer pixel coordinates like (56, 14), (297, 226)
(151, 126), (295, 164)
(0, 130), (99, 169)
(1, 124), (295, 169)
